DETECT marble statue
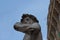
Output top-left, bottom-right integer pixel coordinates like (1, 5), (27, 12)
(14, 14), (42, 40)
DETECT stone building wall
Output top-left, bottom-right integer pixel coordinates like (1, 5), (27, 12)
(47, 0), (60, 40)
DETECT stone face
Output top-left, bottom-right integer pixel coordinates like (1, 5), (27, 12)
(14, 14), (42, 40)
(47, 0), (60, 40)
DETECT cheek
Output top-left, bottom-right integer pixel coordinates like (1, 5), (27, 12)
(28, 20), (33, 23)
(23, 20), (30, 23)
(26, 21), (30, 24)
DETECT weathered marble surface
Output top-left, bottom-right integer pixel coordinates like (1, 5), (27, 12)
(14, 14), (42, 40)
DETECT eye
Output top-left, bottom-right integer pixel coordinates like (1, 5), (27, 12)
(26, 18), (30, 21)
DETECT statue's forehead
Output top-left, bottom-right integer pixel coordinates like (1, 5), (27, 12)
(23, 16), (34, 23)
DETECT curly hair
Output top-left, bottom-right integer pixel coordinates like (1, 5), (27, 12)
(21, 14), (39, 23)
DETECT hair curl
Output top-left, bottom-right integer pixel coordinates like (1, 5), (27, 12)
(21, 14), (39, 23)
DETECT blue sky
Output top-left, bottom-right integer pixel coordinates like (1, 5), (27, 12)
(0, 0), (50, 40)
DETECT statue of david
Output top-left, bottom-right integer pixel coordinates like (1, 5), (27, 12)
(14, 14), (42, 40)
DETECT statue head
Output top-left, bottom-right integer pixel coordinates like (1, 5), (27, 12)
(21, 14), (39, 24)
